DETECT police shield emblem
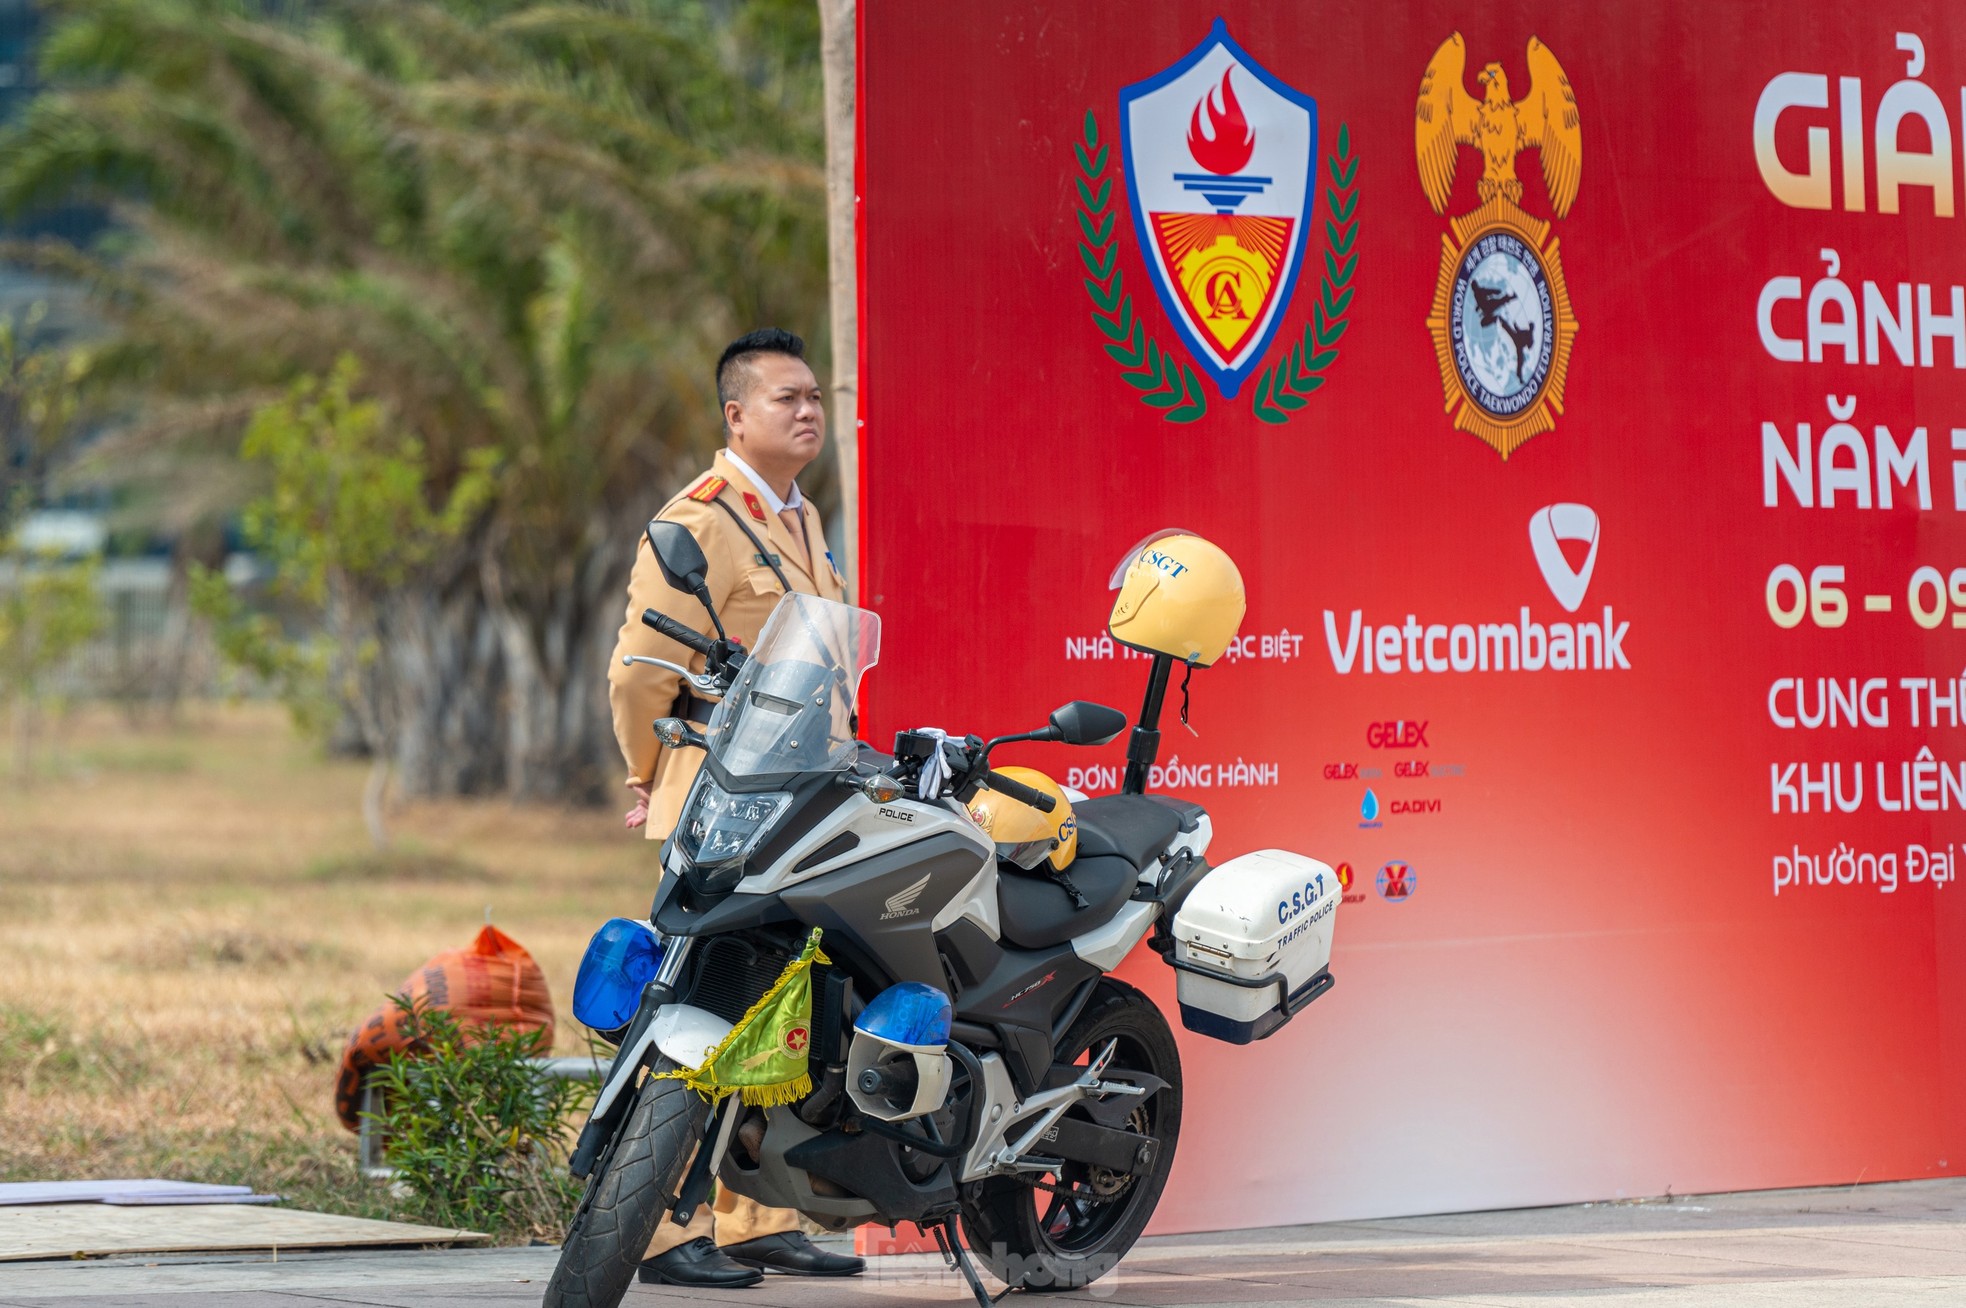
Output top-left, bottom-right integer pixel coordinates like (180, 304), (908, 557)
(1121, 20), (1317, 400)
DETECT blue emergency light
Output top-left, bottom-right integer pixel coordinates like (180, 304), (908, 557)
(854, 981), (952, 1050)
(572, 918), (663, 1031)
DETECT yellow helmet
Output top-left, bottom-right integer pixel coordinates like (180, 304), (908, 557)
(967, 767), (1077, 872)
(1107, 530), (1247, 666)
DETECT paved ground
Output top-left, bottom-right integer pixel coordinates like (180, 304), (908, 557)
(2, 1178), (1964, 1307)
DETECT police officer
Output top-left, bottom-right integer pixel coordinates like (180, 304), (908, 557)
(607, 328), (862, 1287)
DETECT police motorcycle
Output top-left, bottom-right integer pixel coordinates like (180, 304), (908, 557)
(544, 527), (1341, 1308)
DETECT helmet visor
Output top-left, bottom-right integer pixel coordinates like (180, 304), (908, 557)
(1109, 527), (1197, 588)
(997, 838), (1056, 870)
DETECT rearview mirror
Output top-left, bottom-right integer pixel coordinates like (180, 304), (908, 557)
(646, 520), (709, 594)
(1049, 701), (1128, 747)
(645, 518), (729, 642)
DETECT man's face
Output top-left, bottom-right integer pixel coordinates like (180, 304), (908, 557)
(726, 354), (825, 473)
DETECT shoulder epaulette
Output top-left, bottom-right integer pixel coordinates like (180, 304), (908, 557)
(685, 475), (728, 503)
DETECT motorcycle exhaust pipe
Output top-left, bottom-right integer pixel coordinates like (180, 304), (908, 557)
(796, 1061), (848, 1129)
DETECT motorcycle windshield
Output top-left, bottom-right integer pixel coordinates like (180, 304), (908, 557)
(705, 593), (881, 778)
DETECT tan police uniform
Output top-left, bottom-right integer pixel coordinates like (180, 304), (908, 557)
(607, 446), (846, 1255)
(611, 447), (848, 838)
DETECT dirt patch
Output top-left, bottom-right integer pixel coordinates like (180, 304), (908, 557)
(0, 1006), (153, 1093)
(305, 847), (490, 884)
(131, 927), (350, 971)
(0, 703), (641, 1233)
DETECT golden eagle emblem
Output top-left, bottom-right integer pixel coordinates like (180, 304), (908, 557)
(1415, 33), (1581, 218)
(1414, 34), (1582, 461)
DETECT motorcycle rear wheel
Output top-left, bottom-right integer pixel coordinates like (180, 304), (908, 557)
(543, 1059), (709, 1308)
(959, 979), (1182, 1292)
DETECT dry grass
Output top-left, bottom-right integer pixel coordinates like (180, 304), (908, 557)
(0, 703), (649, 1223)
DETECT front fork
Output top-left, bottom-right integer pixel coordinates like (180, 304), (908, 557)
(567, 933), (696, 1178)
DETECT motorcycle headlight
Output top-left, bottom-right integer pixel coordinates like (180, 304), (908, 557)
(676, 778), (790, 890)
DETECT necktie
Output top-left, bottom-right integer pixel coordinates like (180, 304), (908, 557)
(778, 506), (809, 570)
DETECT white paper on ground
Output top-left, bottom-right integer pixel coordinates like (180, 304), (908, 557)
(100, 1193), (283, 1206)
(0, 1179), (257, 1206)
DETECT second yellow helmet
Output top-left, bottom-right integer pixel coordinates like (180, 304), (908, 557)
(967, 766), (1077, 872)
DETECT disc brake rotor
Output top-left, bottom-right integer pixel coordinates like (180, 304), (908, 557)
(1020, 1103), (1149, 1208)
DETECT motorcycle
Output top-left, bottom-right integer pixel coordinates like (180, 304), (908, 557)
(544, 524), (1340, 1308)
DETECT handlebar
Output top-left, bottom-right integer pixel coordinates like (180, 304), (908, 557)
(890, 731), (1064, 811)
(642, 608), (716, 658)
(985, 768), (1057, 814)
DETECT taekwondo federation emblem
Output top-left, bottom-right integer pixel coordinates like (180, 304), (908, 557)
(1120, 22), (1316, 401)
(1415, 34), (1582, 459)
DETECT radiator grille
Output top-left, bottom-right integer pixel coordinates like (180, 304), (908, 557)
(687, 936), (797, 1024)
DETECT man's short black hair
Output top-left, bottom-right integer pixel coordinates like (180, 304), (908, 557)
(716, 328), (807, 414)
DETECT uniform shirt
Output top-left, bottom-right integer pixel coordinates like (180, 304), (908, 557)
(608, 448), (846, 840)
(722, 448), (804, 516)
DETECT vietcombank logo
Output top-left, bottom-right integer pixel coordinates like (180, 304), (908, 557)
(1072, 19), (1360, 426)
(1323, 504), (1629, 675)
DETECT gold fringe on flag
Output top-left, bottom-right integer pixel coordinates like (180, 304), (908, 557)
(656, 927), (829, 1108)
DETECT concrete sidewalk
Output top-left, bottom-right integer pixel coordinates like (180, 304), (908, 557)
(2, 1177), (1964, 1306)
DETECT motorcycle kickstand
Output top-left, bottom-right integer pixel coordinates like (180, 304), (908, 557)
(931, 1217), (1012, 1308)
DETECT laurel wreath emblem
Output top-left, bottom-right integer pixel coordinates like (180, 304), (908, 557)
(1252, 124), (1358, 424)
(1074, 111), (1208, 423)
(1073, 111), (1357, 426)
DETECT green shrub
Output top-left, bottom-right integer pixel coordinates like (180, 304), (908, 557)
(365, 1000), (589, 1241)
(0, 512), (103, 779)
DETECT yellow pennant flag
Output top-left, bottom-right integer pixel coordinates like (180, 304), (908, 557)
(660, 928), (828, 1107)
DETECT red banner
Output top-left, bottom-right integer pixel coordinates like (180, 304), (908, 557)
(860, 1), (1966, 1228)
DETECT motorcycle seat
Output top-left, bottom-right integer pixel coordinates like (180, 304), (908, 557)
(995, 854), (1135, 951)
(1072, 794), (1187, 870)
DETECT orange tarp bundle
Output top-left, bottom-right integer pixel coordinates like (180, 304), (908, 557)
(333, 924), (555, 1131)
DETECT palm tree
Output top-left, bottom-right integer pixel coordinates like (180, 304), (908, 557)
(0, 0), (829, 799)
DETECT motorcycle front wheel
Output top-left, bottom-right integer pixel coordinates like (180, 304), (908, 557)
(959, 978), (1183, 1292)
(543, 1059), (709, 1308)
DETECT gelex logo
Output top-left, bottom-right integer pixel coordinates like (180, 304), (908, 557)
(1323, 502), (1628, 675)
(1367, 720), (1429, 749)
(1377, 860), (1417, 902)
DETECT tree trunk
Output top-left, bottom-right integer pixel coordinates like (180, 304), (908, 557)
(376, 577), (508, 798)
(331, 522), (644, 806)
(362, 752), (390, 850)
(318, 511), (648, 806)
(485, 530), (621, 805)
(818, 0), (858, 598)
